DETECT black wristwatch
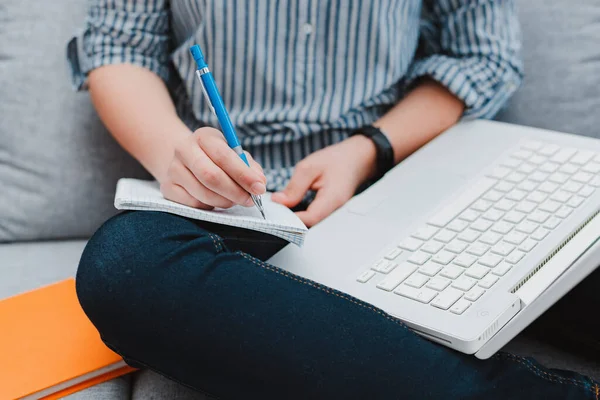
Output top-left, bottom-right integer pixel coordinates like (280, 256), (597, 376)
(349, 125), (395, 181)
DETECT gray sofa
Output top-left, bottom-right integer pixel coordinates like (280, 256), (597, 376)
(1, 1), (598, 398)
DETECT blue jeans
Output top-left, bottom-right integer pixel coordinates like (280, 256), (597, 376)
(76, 211), (600, 399)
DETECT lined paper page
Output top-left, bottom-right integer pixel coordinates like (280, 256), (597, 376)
(114, 179), (307, 246)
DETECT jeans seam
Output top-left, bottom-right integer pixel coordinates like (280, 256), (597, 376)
(208, 233), (222, 252)
(493, 352), (597, 394)
(595, 383), (599, 400)
(238, 252), (410, 330)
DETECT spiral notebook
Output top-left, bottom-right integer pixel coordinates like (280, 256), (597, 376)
(115, 179), (308, 246)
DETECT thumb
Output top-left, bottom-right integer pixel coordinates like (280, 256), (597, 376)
(272, 163), (319, 208)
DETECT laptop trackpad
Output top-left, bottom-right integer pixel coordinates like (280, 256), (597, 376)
(346, 191), (388, 216)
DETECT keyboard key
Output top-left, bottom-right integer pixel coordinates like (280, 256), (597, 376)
(372, 260), (398, 274)
(445, 240), (468, 254)
(494, 198), (517, 211)
(421, 241), (444, 254)
(483, 190), (504, 202)
(491, 242), (516, 256)
(501, 157), (522, 168)
(491, 221), (514, 234)
(506, 249), (526, 264)
(539, 162), (559, 173)
(407, 251), (431, 265)
(589, 176), (600, 187)
(550, 190), (572, 203)
(518, 163), (536, 174)
(394, 285), (438, 304)
(412, 225), (439, 241)
(434, 230), (457, 243)
(405, 273), (430, 289)
(579, 185), (595, 198)
(482, 209), (505, 222)
(495, 181), (515, 192)
(384, 248), (403, 260)
(539, 144), (560, 156)
(459, 209), (480, 222)
(559, 163), (579, 175)
(516, 220), (539, 235)
(537, 181), (559, 194)
(538, 200), (561, 214)
(479, 231), (502, 246)
(450, 299), (472, 315)
(464, 287), (486, 301)
(505, 172), (527, 183)
(452, 276), (478, 291)
(357, 270), (376, 283)
(544, 216), (562, 229)
(512, 149), (534, 160)
(431, 287), (463, 310)
(505, 189), (528, 202)
(528, 171), (549, 183)
(517, 180), (539, 192)
(555, 206), (572, 219)
(440, 265), (465, 279)
(549, 172), (569, 184)
(479, 254), (503, 268)
(515, 200), (537, 214)
(428, 177), (497, 227)
(528, 210), (551, 223)
(530, 154), (547, 165)
(551, 148), (577, 163)
(465, 264), (490, 279)
(398, 237), (423, 252)
(582, 162), (600, 174)
(563, 181), (583, 193)
(595, 153), (600, 162)
(471, 199), (493, 212)
(426, 276), (451, 291)
(527, 191), (548, 203)
(572, 172), (593, 184)
(519, 238), (538, 252)
(504, 231), (527, 245)
(492, 262), (513, 276)
(419, 261), (443, 277)
(567, 195), (585, 208)
(447, 219), (469, 232)
(458, 229), (481, 243)
(488, 166), (511, 179)
(376, 263), (418, 291)
(531, 227), (550, 241)
(571, 151), (595, 165)
(453, 254), (478, 268)
(504, 210), (527, 224)
(466, 243), (490, 257)
(432, 251), (456, 265)
(471, 219), (493, 232)
(479, 274), (499, 289)
(521, 140), (544, 151)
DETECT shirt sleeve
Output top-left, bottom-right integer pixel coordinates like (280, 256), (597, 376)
(404, 0), (524, 119)
(67, 0), (171, 91)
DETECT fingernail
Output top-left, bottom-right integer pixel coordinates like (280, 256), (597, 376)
(251, 182), (266, 194)
(244, 197), (254, 207)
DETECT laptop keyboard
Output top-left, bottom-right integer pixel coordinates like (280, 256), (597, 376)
(356, 140), (600, 315)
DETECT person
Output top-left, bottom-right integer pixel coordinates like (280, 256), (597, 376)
(68, 1), (599, 398)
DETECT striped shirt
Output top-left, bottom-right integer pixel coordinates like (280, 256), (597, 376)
(68, 0), (523, 191)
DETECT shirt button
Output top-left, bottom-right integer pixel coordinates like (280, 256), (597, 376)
(303, 23), (313, 35)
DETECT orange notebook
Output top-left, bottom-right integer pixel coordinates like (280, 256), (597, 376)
(0, 279), (136, 400)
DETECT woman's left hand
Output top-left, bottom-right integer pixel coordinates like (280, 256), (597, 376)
(271, 135), (378, 227)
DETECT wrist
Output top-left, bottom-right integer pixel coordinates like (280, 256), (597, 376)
(345, 135), (378, 181)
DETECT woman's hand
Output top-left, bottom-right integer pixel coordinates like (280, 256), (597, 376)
(161, 127), (266, 209)
(272, 136), (378, 227)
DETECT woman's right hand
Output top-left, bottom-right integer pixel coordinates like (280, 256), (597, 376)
(160, 127), (267, 210)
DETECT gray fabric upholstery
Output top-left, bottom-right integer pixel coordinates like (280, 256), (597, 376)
(496, 0), (600, 139)
(0, 0), (150, 242)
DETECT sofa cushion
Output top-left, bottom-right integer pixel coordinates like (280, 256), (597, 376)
(496, 0), (600, 139)
(0, 0), (150, 242)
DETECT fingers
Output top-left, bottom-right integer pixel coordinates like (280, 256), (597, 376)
(295, 185), (351, 227)
(160, 182), (214, 210)
(245, 151), (266, 184)
(167, 160), (239, 208)
(271, 162), (320, 208)
(196, 131), (266, 195)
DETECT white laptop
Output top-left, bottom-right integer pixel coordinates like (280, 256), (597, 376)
(268, 120), (600, 359)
